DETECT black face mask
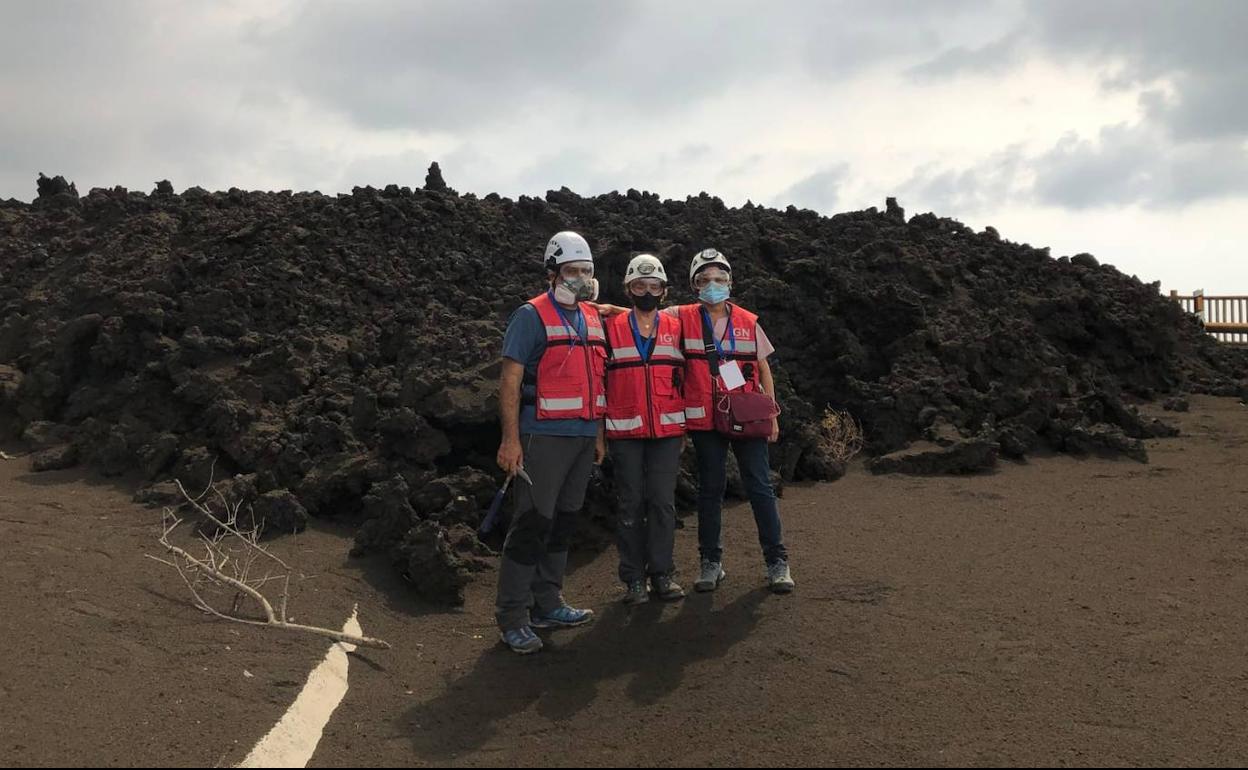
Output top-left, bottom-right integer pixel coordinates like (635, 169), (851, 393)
(632, 293), (660, 312)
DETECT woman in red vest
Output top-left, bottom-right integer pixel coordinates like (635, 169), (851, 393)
(671, 248), (795, 594)
(604, 255), (688, 604)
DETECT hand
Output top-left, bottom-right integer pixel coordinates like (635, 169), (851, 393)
(497, 437), (523, 475)
(595, 436), (607, 465)
(769, 419), (780, 444)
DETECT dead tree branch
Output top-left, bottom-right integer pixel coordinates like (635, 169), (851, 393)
(151, 478), (390, 650)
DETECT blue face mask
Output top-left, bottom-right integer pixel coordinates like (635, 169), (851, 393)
(699, 283), (731, 305)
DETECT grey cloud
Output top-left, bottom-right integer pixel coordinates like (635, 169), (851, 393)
(510, 143), (719, 199)
(675, 144), (713, 164)
(721, 154), (767, 179)
(8, 0), (1244, 215)
(1030, 126), (1157, 209)
(0, 0), (1012, 199)
(908, 123), (1248, 212)
(901, 0), (1248, 209)
(0, 2), (149, 79)
(801, 0), (994, 76)
(1165, 142), (1248, 205)
(1026, 0), (1248, 142)
(900, 146), (1026, 214)
(264, 0), (635, 132)
(773, 163), (850, 213)
(333, 150), (432, 192)
(1032, 124), (1248, 208)
(907, 34), (1021, 79)
(1024, 0), (1247, 83)
(515, 147), (614, 197)
(263, 0), (988, 133)
(0, 2), (290, 198)
(915, 0), (1248, 87)
(913, 0), (1248, 144)
(0, 98), (265, 199)
(1142, 70), (1248, 142)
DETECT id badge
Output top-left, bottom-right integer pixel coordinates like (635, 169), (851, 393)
(719, 360), (747, 391)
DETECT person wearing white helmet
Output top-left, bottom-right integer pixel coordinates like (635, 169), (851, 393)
(673, 248), (794, 594)
(603, 254), (687, 604)
(597, 248), (794, 593)
(494, 230), (606, 655)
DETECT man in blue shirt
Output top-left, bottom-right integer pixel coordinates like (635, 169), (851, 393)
(494, 231), (606, 655)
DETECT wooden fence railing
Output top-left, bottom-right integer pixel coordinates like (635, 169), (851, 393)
(1170, 291), (1248, 345)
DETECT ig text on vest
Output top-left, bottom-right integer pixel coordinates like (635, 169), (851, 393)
(604, 312), (687, 439)
(525, 293), (608, 421)
(679, 303), (762, 431)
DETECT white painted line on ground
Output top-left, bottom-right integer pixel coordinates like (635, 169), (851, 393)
(237, 607), (363, 768)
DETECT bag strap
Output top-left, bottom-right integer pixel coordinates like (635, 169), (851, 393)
(700, 309), (721, 377)
(702, 310), (733, 416)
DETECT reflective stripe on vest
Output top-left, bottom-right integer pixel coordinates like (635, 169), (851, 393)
(540, 397), (584, 411)
(660, 411), (687, 425)
(606, 415), (644, 432)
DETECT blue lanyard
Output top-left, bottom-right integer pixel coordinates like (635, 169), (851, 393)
(549, 290), (586, 346)
(701, 306), (735, 358)
(629, 311), (656, 362)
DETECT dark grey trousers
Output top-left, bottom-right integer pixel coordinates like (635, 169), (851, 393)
(609, 436), (682, 584)
(495, 434), (596, 632)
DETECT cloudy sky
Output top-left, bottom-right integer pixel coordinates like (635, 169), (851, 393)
(3, 0), (1246, 291)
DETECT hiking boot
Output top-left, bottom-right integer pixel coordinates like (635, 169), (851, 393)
(650, 575), (686, 601)
(622, 579), (650, 606)
(694, 560), (726, 592)
(499, 626), (543, 655)
(530, 605), (595, 629)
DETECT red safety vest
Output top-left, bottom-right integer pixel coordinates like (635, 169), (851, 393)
(527, 292), (607, 421)
(679, 303), (762, 431)
(604, 311), (687, 439)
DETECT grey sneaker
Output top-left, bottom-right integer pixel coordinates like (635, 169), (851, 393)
(623, 579), (650, 605)
(767, 560), (796, 594)
(650, 575), (686, 601)
(694, 560), (726, 592)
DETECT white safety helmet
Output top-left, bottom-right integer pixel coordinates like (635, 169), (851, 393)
(623, 254), (668, 286)
(689, 248), (731, 286)
(544, 231), (593, 271)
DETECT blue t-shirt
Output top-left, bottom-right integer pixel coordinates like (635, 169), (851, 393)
(501, 302), (600, 437)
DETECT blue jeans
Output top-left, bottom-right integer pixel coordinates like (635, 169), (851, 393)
(689, 431), (787, 566)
